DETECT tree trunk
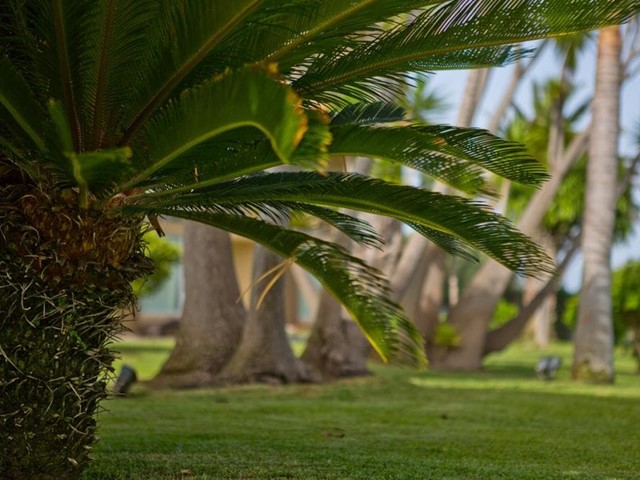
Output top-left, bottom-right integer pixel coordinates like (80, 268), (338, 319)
(483, 237), (579, 356)
(301, 229), (373, 379)
(221, 246), (319, 384)
(399, 242), (445, 342)
(151, 222), (246, 388)
(572, 26), (621, 383)
(300, 158), (375, 378)
(523, 233), (558, 348)
(301, 289), (372, 379)
(430, 130), (587, 370)
(1, 184), (151, 479)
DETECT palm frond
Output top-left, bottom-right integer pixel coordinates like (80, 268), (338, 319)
(122, 205), (425, 366)
(247, 1), (445, 69)
(33, 0), (96, 151)
(45, 100), (133, 206)
(405, 221), (477, 261)
(0, 55), (46, 153)
(288, 203), (384, 249)
(294, 0), (640, 106)
(82, 0), (158, 150)
(329, 125), (548, 194)
(116, 70), (312, 192)
(331, 101), (406, 126)
(144, 171), (554, 277)
(118, 0), (264, 144)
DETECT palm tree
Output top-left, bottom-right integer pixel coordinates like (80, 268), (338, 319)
(572, 25), (623, 383)
(1, 1), (638, 477)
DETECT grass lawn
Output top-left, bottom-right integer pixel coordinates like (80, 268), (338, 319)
(84, 339), (640, 479)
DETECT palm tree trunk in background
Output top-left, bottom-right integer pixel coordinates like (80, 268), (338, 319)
(430, 130), (588, 370)
(301, 158), (376, 378)
(221, 246), (319, 384)
(151, 223), (246, 388)
(483, 237), (580, 356)
(572, 26), (621, 383)
(523, 233), (558, 348)
(396, 68), (489, 345)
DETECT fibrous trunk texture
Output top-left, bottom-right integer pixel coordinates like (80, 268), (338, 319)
(151, 223), (246, 388)
(0, 178), (150, 479)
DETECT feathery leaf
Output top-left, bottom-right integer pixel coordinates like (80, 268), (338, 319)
(329, 124), (549, 194)
(146, 171), (554, 277)
(122, 205), (426, 366)
(117, 70), (310, 192)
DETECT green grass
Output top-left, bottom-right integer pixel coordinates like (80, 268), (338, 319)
(85, 340), (640, 479)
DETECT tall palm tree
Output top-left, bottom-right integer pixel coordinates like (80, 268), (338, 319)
(1, 1), (638, 477)
(572, 25), (623, 383)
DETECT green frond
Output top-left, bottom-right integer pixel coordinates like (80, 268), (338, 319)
(331, 102), (406, 126)
(37, 0), (95, 151)
(123, 206), (426, 366)
(82, 1), (158, 149)
(294, 0), (640, 106)
(133, 110), (330, 194)
(287, 203), (384, 249)
(116, 70), (311, 192)
(45, 100), (133, 206)
(136, 137), (283, 192)
(145, 171), (554, 276)
(118, 0), (263, 143)
(247, 1), (446, 69)
(405, 221), (478, 262)
(329, 125), (548, 194)
(0, 55), (46, 152)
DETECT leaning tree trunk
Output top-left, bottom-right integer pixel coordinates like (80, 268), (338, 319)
(523, 232), (558, 348)
(572, 26), (621, 383)
(1, 180), (151, 479)
(151, 222), (246, 389)
(220, 246), (319, 384)
(429, 127), (588, 370)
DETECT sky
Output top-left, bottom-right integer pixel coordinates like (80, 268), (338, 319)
(426, 37), (640, 292)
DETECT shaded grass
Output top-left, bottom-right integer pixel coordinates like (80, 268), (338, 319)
(86, 341), (640, 479)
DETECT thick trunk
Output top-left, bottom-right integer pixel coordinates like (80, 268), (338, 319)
(301, 231), (372, 379)
(300, 158), (375, 378)
(221, 246), (319, 384)
(1, 183), (150, 479)
(301, 290), (371, 379)
(151, 222), (246, 388)
(572, 26), (621, 383)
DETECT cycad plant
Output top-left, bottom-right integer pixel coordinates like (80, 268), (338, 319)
(1, 1), (638, 478)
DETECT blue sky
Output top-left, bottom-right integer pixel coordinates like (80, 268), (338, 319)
(426, 37), (640, 292)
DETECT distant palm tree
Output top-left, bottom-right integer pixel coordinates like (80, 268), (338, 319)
(573, 25), (623, 383)
(1, 1), (638, 477)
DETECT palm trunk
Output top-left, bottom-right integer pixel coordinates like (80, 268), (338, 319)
(483, 237), (579, 356)
(430, 130), (588, 370)
(523, 233), (558, 348)
(151, 222), (246, 388)
(300, 158), (374, 378)
(1, 183), (151, 479)
(301, 289), (372, 379)
(572, 26), (621, 383)
(220, 246), (319, 384)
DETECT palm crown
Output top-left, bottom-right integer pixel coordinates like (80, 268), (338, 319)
(2, 0), (639, 363)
